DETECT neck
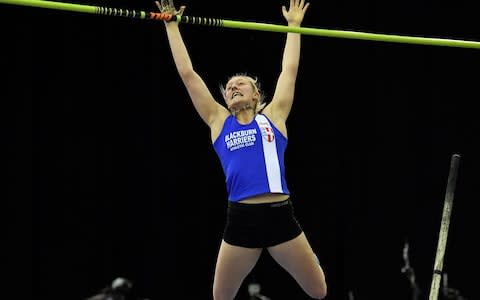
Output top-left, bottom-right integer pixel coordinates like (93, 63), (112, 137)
(230, 105), (256, 125)
(230, 104), (254, 116)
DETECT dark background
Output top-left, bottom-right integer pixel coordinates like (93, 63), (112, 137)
(3, 0), (479, 299)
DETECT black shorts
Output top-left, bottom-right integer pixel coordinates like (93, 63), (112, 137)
(223, 198), (303, 248)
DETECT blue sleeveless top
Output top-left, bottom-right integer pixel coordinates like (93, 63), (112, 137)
(212, 114), (290, 202)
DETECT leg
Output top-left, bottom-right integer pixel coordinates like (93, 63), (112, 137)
(213, 240), (263, 300)
(267, 232), (327, 299)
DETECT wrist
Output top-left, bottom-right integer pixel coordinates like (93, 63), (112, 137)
(288, 22), (301, 27)
(165, 20), (179, 27)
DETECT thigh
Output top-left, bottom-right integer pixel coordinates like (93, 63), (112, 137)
(213, 240), (263, 299)
(267, 233), (326, 294)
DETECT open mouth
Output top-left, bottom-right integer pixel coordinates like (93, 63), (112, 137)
(232, 92), (243, 99)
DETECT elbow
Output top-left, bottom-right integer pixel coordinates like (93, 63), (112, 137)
(280, 66), (299, 80)
(282, 62), (299, 74)
(177, 68), (196, 80)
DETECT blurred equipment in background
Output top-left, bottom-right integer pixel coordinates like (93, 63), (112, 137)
(401, 240), (468, 300)
(248, 281), (271, 300)
(442, 273), (468, 300)
(347, 290), (354, 300)
(84, 277), (149, 300)
(401, 240), (421, 300)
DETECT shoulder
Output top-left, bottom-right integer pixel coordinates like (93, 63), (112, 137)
(260, 109), (288, 137)
(211, 112), (232, 142)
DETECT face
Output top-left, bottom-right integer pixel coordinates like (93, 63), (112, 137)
(224, 76), (259, 110)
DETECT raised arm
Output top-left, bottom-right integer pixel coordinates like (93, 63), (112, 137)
(156, 0), (228, 129)
(263, 0), (310, 129)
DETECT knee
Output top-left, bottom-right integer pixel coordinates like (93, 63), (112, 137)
(307, 253), (326, 299)
(306, 284), (327, 299)
(213, 285), (237, 300)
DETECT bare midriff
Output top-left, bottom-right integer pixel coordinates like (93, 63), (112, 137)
(239, 193), (290, 204)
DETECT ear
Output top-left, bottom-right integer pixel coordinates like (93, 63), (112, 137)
(253, 90), (260, 101)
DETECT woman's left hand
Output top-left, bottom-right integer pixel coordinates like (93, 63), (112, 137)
(282, 0), (310, 26)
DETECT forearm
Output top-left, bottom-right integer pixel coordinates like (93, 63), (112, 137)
(164, 22), (194, 77)
(281, 30), (301, 74)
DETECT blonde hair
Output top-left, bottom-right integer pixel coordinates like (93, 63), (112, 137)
(219, 73), (266, 114)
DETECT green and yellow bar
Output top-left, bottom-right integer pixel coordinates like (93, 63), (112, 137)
(2, 0), (480, 49)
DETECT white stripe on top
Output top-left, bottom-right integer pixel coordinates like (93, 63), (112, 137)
(255, 114), (282, 193)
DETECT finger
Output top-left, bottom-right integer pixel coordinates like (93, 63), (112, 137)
(161, 0), (168, 10)
(303, 2), (310, 12)
(178, 6), (186, 15)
